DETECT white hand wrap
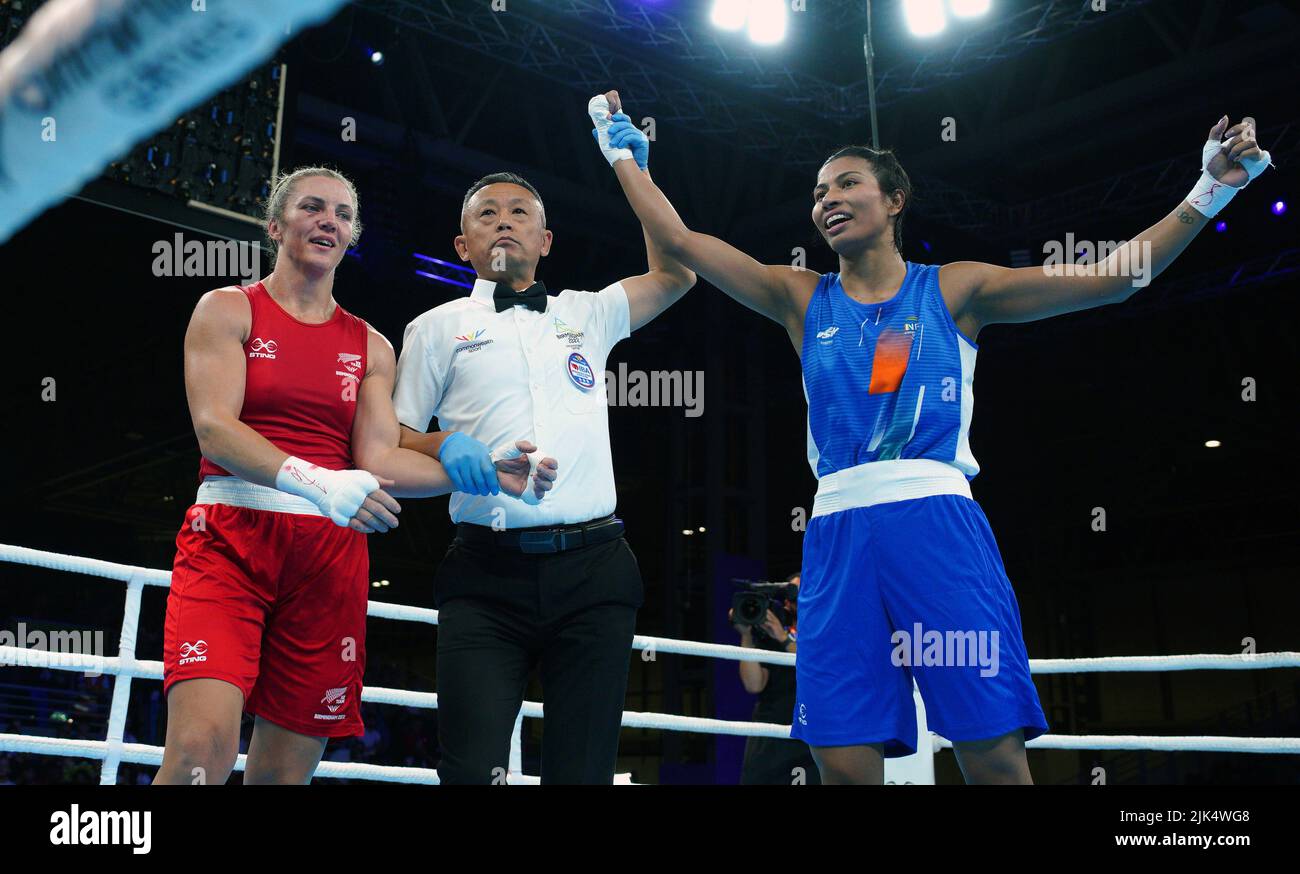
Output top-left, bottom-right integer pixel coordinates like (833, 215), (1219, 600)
(490, 444), (545, 505)
(275, 456), (380, 527)
(1185, 137), (1274, 218)
(588, 94), (634, 167)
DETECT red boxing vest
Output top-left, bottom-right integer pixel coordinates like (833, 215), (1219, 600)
(198, 281), (368, 480)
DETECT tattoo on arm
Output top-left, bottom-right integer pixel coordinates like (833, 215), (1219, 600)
(1177, 208), (1195, 224)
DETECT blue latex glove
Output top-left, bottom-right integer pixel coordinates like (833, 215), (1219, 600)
(439, 431), (499, 496)
(592, 112), (649, 170)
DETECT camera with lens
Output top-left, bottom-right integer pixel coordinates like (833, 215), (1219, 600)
(730, 578), (798, 644)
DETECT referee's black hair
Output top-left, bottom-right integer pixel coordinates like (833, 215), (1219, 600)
(820, 146), (912, 255)
(462, 172), (547, 227)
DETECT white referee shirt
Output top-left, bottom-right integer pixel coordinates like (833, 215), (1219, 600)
(393, 276), (631, 527)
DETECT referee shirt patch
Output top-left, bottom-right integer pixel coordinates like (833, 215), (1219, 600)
(568, 352), (596, 390)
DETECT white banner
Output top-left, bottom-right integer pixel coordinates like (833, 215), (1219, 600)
(0, 0), (349, 242)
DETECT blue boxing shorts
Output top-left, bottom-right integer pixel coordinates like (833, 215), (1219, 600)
(791, 460), (1048, 756)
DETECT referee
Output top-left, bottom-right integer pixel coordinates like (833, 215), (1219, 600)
(393, 161), (694, 783)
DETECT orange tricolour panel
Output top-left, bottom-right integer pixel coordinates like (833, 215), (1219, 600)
(868, 329), (914, 395)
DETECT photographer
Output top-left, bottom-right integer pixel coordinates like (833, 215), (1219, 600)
(729, 574), (820, 785)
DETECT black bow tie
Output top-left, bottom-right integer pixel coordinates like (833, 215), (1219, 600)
(493, 281), (548, 314)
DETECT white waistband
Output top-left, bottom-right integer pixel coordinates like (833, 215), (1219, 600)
(196, 477), (324, 516)
(811, 459), (972, 518)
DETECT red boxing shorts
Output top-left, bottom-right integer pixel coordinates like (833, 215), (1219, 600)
(163, 498), (369, 738)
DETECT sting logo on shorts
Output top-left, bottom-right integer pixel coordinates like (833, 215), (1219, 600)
(567, 352), (595, 390)
(178, 640), (208, 665)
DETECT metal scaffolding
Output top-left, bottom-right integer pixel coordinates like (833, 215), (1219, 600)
(353, 1), (1290, 241)
(357, 0), (840, 161)
(361, 0), (1157, 122)
(850, 0), (1157, 106)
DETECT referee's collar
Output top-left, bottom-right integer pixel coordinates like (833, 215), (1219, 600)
(469, 278), (498, 308)
(470, 277), (549, 312)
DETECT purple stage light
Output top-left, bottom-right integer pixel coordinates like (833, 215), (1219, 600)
(415, 270), (473, 289)
(414, 252), (475, 273)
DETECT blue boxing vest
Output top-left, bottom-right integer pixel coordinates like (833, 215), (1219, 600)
(800, 263), (980, 480)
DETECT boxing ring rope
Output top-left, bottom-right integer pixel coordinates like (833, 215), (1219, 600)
(3, 544), (1299, 784)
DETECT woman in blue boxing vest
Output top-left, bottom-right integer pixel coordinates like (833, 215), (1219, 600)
(586, 89), (1271, 785)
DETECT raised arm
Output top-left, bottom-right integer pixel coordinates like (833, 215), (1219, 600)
(943, 116), (1272, 334)
(620, 167), (697, 332)
(584, 94), (694, 330)
(592, 91), (816, 346)
(731, 619), (770, 695)
(940, 203), (1206, 331)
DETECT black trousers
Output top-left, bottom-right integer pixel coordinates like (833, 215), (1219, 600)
(433, 534), (643, 785)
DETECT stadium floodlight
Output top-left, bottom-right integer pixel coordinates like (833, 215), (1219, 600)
(748, 0), (788, 46)
(710, 0), (748, 32)
(903, 0), (948, 37)
(950, 0), (992, 19)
